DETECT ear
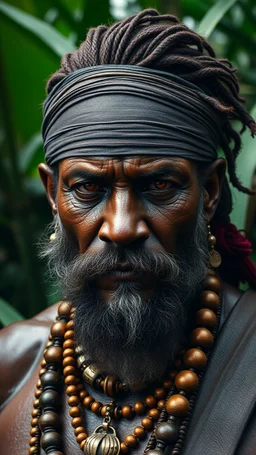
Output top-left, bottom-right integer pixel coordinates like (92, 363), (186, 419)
(38, 163), (58, 214)
(203, 158), (226, 221)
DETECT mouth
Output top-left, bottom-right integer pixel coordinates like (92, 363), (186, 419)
(105, 263), (138, 281)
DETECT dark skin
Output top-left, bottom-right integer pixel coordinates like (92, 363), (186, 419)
(39, 156), (226, 302)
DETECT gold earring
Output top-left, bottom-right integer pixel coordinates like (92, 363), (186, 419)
(49, 221), (58, 241)
(207, 224), (222, 268)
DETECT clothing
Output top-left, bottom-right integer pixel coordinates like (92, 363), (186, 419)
(0, 285), (255, 454)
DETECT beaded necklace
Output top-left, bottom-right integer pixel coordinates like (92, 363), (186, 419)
(28, 269), (221, 455)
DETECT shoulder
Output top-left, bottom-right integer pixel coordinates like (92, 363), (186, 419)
(0, 303), (58, 409)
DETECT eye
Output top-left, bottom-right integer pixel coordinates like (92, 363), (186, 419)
(152, 181), (169, 190)
(71, 182), (106, 200)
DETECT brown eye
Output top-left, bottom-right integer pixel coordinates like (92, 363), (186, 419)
(84, 183), (102, 191)
(153, 181), (168, 190)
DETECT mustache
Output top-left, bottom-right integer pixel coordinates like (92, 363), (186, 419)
(62, 245), (180, 291)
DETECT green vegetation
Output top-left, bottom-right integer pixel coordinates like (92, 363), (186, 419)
(0, 0), (255, 325)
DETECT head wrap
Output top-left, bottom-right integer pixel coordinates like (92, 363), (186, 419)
(42, 65), (224, 166)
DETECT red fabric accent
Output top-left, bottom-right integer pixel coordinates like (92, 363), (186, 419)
(214, 223), (256, 288)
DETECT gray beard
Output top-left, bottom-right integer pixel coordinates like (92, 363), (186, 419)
(39, 202), (208, 388)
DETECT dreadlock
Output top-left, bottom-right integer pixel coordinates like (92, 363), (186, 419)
(47, 8), (256, 202)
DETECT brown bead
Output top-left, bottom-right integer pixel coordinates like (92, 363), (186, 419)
(91, 401), (102, 414)
(71, 417), (83, 428)
(58, 301), (71, 317)
(163, 379), (173, 390)
(29, 437), (38, 446)
(83, 396), (94, 408)
(196, 308), (217, 328)
(155, 421), (179, 443)
(101, 405), (108, 416)
(148, 408), (160, 420)
(204, 275), (220, 294)
(39, 368), (46, 377)
(65, 375), (77, 386)
(157, 400), (166, 410)
(208, 234), (216, 246)
(200, 290), (220, 311)
(134, 401), (145, 415)
(46, 341), (52, 348)
(68, 395), (80, 407)
(79, 390), (88, 400)
(80, 440), (87, 451)
(29, 448), (38, 455)
(76, 433), (88, 444)
(120, 442), (129, 453)
(103, 375), (116, 397)
(69, 406), (81, 418)
(33, 399), (40, 408)
(39, 412), (60, 430)
(125, 434), (137, 447)
(141, 417), (153, 430)
(154, 388), (166, 399)
(44, 346), (63, 364)
(34, 390), (42, 399)
(166, 394), (189, 417)
(41, 431), (61, 450)
(64, 329), (74, 340)
(145, 395), (157, 408)
(168, 369), (177, 379)
(175, 370), (199, 392)
(63, 339), (74, 349)
(183, 348), (207, 370)
(134, 426), (146, 439)
(74, 426), (86, 436)
(63, 365), (76, 377)
(31, 418), (39, 427)
(122, 405), (133, 419)
(51, 321), (66, 338)
(190, 327), (214, 349)
(30, 427), (39, 437)
(66, 385), (77, 396)
(76, 383), (84, 392)
(63, 356), (75, 367)
(41, 359), (46, 367)
(63, 348), (75, 358)
(32, 409), (41, 418)
(66, 319), (74, 329)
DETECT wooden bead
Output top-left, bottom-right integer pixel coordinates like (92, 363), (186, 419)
(103, 375), (116, 397)
(166, 394), (189, 416)
(91, 401), (102, 414)
(83, 396), (94, 408)
(145, 395), (157, 408)
(79, 390), (88, 400)
(29, 448), (38, 455)
(63, 365), (76, 377)
(39, 412), (60, 430)
(44, 346), (63, 364)
(51, 321), (66, 338)
(134, 401), (145, 415)
(157, 400), (166, 410)
(76, 433), (88, 444)
(120, 442), (129, 453)
(190, 328), (214, 349)
(155, 421), (179, 443)
(134, 426), (146, 439)
(183, 348), (207, 370)
(63, 356), (75, 367)
(58, 301), (71, 317)
(69, 406), (81, 418)
(208, 234), (216, 246)
(41, 431), (61, 450)
(64, 330), (74, 340)
(39, 368), (46, 377)
(76, 383), (84, 392)
(66, 385), (77, 396)
(41, 371), (60, 389)
(204, 275), (220, 294)
(163, 379), (173, 390)
(63, 348), (75, 358)
(39, 390), (60, 409)
(30, 427), (39, 437)
(141, 417), (153, 430)
(66, 320), (74, 329)
(74, 426), (86, 436)
(34, 390), (42, 399)
(63, 339), (74, 349)
(33, 399), (40, 408)
(101, 405), (108, 416)
(175, 370), (199, 392)
(122, 405), (133, 419)
(168, 370), (177, 379)
(148, 408), (160, 420)
(65, 375), (77, 386)
(32, 409), (41, 418)
(196, 308), (217, 328)
(154, 388), (166, 399)
(125, 434), (137, 447)
(68, 395), (80, 407)
(31, 418), (39, 427)
(80, 440), (87, 451)
(200, 291), (220, 311)
(71, 417), (83, 428)
(29, 437), (38, 446)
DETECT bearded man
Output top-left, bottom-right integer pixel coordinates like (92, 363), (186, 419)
(1, 9), (256, 455)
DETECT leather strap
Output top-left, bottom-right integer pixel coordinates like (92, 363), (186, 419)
(182, 289), (256, 454)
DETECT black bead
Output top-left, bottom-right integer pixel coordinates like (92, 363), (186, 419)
(41, 431), (61, 451)
(155, 422), (179, 443)
(39, 390), (60, 410)
(39, 412), (60, 431)
(41, 371), (60, 390)
(146, 450), (164, 455)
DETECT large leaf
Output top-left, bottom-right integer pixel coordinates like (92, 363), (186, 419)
(0, 1), (76, 56)
(19, 132), (43, 173)
(197, 0), (238, 38)
(231, 103), (256, 229)
(0, 297), (24, 326)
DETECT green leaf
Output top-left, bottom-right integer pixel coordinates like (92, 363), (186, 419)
(0, 297), (24, 326)
(197, 0), (239, 38)
(230, 103), (256, 229)
(0, 1), (76, 56)
(19, 132), (43, 173)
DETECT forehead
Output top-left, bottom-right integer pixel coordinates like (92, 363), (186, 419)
(58, 156), (198, 179)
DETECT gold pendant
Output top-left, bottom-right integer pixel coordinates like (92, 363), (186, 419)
(83, 424), (120, 455)
(209, 249), (222, 268)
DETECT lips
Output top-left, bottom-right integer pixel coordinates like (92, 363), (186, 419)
(106, 263), (138, 281)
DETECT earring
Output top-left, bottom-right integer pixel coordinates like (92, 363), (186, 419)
(49, 221), (58, 241)
(207, 224), (222, 268)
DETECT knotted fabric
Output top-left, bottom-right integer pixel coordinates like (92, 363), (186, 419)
(42, 65), (224, 166)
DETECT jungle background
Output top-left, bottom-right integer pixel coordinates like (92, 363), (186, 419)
(0, 0), (256, 325)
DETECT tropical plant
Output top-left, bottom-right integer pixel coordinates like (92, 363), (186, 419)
(0, 0), (255, 325)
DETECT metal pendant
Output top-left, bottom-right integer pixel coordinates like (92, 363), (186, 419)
(83, 424), (120, 455)
(209, 249), (222, 268)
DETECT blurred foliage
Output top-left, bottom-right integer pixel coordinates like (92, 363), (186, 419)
(0, 0), (255, 324)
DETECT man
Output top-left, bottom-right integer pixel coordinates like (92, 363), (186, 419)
(1, 8), (256, 455)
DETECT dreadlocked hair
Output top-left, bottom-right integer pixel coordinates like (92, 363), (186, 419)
(47, 8), (256, 203)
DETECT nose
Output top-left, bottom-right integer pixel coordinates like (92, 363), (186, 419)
(98, 188), (149, 246)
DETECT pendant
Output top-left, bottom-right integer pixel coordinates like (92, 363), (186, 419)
(209, 249), (222, 268)
(83, 424), (120, 455)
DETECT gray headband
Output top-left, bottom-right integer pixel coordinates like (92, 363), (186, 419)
(42, 65), (223, 166)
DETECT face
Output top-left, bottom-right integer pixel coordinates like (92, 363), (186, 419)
(39, 155), (224, 386)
